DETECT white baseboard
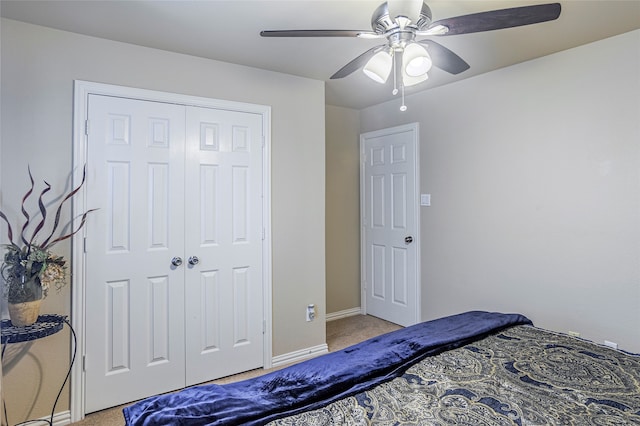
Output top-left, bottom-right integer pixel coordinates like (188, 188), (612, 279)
(271, 344), (329, 368)
(27, 410), (71, 426)
(53, 410), (72, 426)
(326, 307), (362, 322)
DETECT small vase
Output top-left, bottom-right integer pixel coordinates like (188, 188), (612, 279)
(7, 275), (44, 327)
(8, 298), (42, 326)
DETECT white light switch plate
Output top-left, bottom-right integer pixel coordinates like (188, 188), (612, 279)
(420, 194), (431, 206)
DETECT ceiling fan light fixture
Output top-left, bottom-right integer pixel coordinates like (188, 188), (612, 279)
(363, 51), (393, 83)
(261, 1), (562, 110)
(403, 42), (432, 77)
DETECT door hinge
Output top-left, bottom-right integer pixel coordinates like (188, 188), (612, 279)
(262, 228), (265, 241)
(83, 237), (87, 253)
(262, 319), (266, 334)
(85, 119), (90, 135)
(82, 355), (86, 372)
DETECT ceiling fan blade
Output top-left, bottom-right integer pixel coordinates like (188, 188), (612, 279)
(418, 40), (470, 75)
(260, 30), (372, 37)
(428, 3), (561, 36)
(330, 45), (388, 79)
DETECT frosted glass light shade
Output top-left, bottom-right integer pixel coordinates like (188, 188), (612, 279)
(402, 71), (428, 87)
(403, 43), (432, 77)
(388, 0), (423, 23)
(363, 51), (393, 83)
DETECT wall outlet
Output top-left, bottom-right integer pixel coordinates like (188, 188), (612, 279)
(567, 331), (580, 337)
(604, 340), (618, 350)
(306, 304), (315, 322)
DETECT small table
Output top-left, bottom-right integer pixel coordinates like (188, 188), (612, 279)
(1, 314), (76, 426)
(1, 314), (66, 344)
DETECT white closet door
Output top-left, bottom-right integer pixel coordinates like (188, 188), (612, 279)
(84, 96), (266, 413)
(85, 94), (186, 412)
(184, 106), (264, 386)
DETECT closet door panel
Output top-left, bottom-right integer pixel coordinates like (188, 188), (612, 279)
(85, 94), (186, 413)
(184, 106), (264, 386)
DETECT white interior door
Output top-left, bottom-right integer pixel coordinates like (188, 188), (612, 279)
(361, 123), (420, 327)
(85, 94), (187, 412)
(184, 106), (264, 385)
(84, 95), (265, 412)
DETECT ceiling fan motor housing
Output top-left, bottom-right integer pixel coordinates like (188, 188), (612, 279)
(371, 1), (433, 34)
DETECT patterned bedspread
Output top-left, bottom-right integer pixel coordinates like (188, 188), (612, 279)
(269, 326), (640, 425)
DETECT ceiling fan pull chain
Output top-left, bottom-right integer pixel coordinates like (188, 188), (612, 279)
(400, 84), (407, 112)
(392, 51), (399, 96)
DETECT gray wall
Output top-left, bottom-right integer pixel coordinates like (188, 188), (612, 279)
(325, 105), (361, 315)
(1, 18), (326, 421)
(360, 30), (640, 353)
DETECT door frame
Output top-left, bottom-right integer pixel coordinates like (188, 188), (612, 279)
(360, 122), (421, 325)
(71, 80), (273, 422)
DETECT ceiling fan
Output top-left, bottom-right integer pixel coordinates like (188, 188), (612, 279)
(261, 0), (561, 110)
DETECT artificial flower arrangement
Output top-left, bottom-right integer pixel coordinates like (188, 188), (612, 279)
(1, 166), (95, 325)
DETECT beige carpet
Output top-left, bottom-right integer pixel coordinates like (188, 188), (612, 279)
(71, 314), (401, 425)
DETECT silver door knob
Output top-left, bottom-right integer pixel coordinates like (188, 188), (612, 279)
(188, 256), (200, 266)
(404, 236), (414, 244)
(171, 256), (183, 267)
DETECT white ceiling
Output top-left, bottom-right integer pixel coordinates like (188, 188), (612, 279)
(2, 0), (639, 109)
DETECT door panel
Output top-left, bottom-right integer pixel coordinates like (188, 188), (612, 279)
(85, 95), (186, 412)
(362, 124), (419, 327)
(184, 106), (264, 386)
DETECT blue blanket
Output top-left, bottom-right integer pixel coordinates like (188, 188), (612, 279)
(123, 311), (532, 425)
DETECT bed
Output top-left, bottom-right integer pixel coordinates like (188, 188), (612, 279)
(123, 311), (640, 425)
